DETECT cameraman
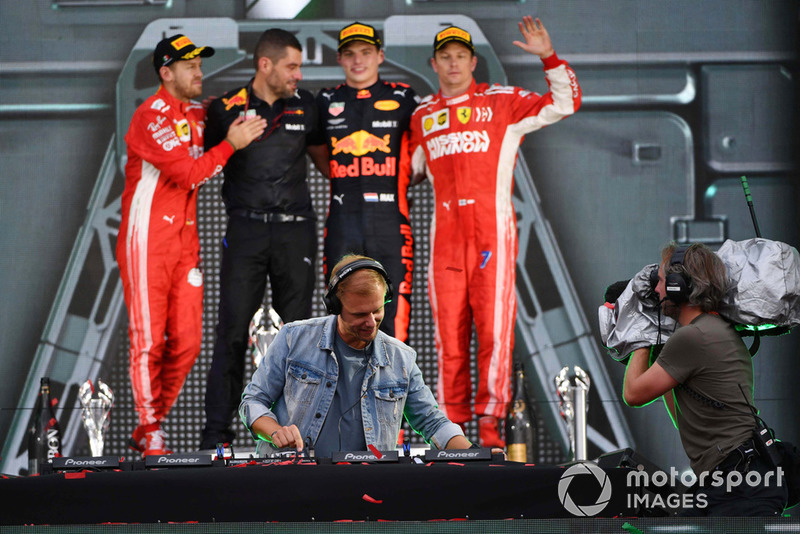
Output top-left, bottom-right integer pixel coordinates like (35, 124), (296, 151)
(623, 242), (787, 516)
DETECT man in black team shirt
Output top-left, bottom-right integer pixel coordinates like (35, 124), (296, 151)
(200, 28), (328, 449)
(316, 22), (419, 342)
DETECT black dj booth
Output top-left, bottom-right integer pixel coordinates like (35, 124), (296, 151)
(1, 451), (634, 525)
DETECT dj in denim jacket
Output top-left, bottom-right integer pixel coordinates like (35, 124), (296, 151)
(240, 315), (465, 454)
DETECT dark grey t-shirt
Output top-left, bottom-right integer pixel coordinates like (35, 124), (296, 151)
(657, 313), (755, 474)
(314, 334), (371, 457)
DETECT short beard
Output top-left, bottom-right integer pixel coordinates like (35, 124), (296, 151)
(177, 81), (201, 101)
(267, 78), (295, 100)
(278, 86), (296, 99)
(662, 300), (680, 321)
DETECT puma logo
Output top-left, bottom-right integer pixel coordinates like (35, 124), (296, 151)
(333, 194), (345, 205)
(443, 201), (451, 211)
(393, 89), (407, 97)
(163, 215), (175, 224)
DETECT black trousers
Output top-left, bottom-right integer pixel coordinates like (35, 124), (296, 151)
(201, 215), (316, 448)
(681, 441), (788, 517)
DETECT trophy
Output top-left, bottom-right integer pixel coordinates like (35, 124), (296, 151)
(555, 366), (591, 461)
(78, 379), (113, 457)
(249, 305), (283, 368)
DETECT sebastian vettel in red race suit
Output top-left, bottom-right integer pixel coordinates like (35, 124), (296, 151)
(117, 34), (264, 456)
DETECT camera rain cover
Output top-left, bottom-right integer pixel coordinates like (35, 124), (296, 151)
(717, 238), (800, 331)
(599, 263), (677, 362)
(600, 238), (800, 362)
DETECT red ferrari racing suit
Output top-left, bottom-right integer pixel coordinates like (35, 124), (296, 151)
(316, 80), (418, 342)
(409, 53), (581, 422)
(117, 86), (233, 428)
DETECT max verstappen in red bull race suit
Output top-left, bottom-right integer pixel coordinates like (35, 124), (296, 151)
(316, 22), (419, 342)
(409, 18), (581, 447)
(199, 29), (328, 450)
(117, 34), (265, 456)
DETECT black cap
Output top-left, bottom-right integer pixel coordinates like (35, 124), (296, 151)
(338, 22), (382, 51)
(153, 34), (215, 73)
(433, 26), (475, 53)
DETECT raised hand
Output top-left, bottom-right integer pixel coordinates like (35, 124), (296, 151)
(512, 16), (555, 59)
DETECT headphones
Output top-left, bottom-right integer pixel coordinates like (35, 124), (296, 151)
(323, 258), (393, 315)
(664, 245), (692, 305)
(647, 265), (660, 301)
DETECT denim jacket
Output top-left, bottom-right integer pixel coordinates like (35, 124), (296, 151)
(239, 315), (463, 452)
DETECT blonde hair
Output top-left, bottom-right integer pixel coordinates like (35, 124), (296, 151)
(330, 254), (388, 303)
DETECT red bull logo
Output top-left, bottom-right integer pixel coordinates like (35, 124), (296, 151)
(330, 157), (396, 178)
(331, 130), (391, 156)
(222, 88), (247, 111)
(399, 223), (414, 295)
(330, 131), (395, 177)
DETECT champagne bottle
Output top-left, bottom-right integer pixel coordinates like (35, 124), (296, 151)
(505, 362), (534, 463)
(27, 377), (62, 475)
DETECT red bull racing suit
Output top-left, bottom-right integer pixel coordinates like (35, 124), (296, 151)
(409, 53), (581, 422)
(316, 80), (419, 342)
(117, 86), (234, 429)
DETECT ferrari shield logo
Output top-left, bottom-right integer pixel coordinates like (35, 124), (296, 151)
(457, 107), (471, 124)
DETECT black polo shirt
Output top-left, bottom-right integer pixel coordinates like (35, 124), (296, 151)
(205, 81), (324, 217)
